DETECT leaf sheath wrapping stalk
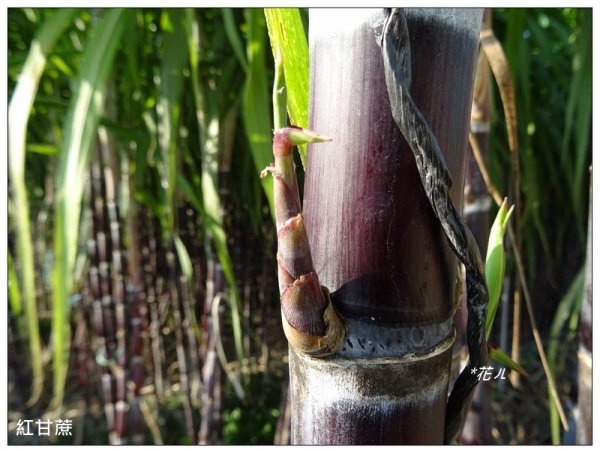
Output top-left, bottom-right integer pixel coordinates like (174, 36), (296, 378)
(379, 9), (488, 443)
(277, 214), (315, 290)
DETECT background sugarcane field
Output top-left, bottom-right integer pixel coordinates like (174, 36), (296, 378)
(6, 7), (592, 445)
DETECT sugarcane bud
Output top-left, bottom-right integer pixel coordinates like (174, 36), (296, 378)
(281, 272), (327, 335)
(281, 284), (346, 358)
(268, 126), (345, 357)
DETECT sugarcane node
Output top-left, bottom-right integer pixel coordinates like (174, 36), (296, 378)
(273, 129), (295, 156)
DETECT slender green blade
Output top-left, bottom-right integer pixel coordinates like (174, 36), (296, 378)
(488, 344), (528, 377)
(485, 200), (514, 340)
(561, 10), (591, 246)
(8, 7), (78, 406)
(547, 267), (585, 444)
(272, 47), (287, 131)
(174, 234), (201, 340)
(157, 9), (188, 236)
(8, 251), (22, 316)
(243, 9), (275, 219)
(203, 117), (245, 368)
(265, 8), (310, 165)
(222, 9), (248, 72)
(184, 9), (245, 367)
(26, 143), (60, 155)
(51, 9), (130, 411)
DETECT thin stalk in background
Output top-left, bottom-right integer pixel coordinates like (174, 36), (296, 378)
(155, 12), (200, 437)
(546, 267), (584, 444)
(8, 8), (78, 407)
(174, 237), (202, 407)
(120, 142), (145, 444)
(8, 252), (22, 318)
(199, 260), (223, 444)
(184, 8), (244, 366)
(144, 217), (166, 402)
(99, 125), (129, 444)
(167, 248), (196, 444)
(87, 154), (117, 443)
(34, 176), (54, 318)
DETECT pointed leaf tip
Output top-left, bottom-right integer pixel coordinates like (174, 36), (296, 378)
(285, 126), (333, 145)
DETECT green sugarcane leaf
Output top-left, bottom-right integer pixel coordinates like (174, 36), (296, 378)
(174, 235), (193, 287)
(157, 9), (188, 236)
(26, 143), (60, 155)
(265, 8), (309, 166)
(176, 172), (204, 215)
(173, 234), (202, 340)
(49, 53), (74, 76)
(51, 8), (131, 411)
(547, 266), (585, 444)
(488, 344), (528, 377)
(484, 198), (514, 340)
(272, 47), (287, 131)
(8, 7), (79, 407)
(184, 9), (245, 367)
(8, 251), (22, 316)
(222, 9), (248, 72)
(203, 125), (246, 368)
(561, 10), (591, 246)
(243, 9), (275, 220)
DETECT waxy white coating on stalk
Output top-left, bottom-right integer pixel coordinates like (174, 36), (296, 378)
(290, 332), (456, 444)
(296, 332), (454, 405)
(310, 9), (482, 45)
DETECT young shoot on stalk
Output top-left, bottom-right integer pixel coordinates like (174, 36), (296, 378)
(484, 198), (514, 340)
(261, 126), (346, 357)
(483, 198), (527, 376)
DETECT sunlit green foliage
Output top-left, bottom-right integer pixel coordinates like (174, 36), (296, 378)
(489, 9), (591, 290)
